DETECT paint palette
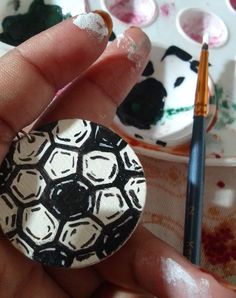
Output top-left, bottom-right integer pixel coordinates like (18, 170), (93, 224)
(114, 44), (217, 148)
(0, 0), (88, 54)
(0, 0), (236, 166)
(96, 0), (236, 166)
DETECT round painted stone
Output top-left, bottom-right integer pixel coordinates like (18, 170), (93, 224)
(0, 119), (146, 268)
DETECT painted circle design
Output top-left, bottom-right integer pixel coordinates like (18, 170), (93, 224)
(0, 119), (146, 268)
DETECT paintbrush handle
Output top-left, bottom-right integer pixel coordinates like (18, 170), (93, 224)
(183, 116), (206, 265)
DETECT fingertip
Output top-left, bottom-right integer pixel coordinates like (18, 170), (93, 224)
(94, 10), (113, 37)
(133, 228), (236, 298)
(106, 26), (151, 71)
(73, 10), (112, 42)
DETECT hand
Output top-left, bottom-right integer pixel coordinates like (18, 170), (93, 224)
(0, 11), (235, 298)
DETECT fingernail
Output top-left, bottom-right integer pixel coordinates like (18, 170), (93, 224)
(94, 10), (113, 37)
(115, 27), (151, 69)
(73, 10), (113, 41)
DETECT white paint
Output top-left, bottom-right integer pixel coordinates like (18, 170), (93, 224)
(52, 119), (92, 148)
(44, 148), (78, 180)
(83, 151), (118, 186)
(59, 217), (102, 251)
(117, 33), (142, 68)
(14, 132), (51, 165)
(161, 258), (211, 297)
(94, 187), (129, 225)
(203, 32), (210, 45)
(213, 188), (235, 208)
(199, 278), (211, 298)
(73, 12), (108, 40)
(0, 194), (17, 233)
(161, 257), (198, 297)
(22, 204), (59, 245)
(72, 252), (99, 268)
(11, 235), (34, 258)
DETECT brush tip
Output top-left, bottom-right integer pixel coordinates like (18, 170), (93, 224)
(202, 32), (209, 49)
(202, 42), (208, 50)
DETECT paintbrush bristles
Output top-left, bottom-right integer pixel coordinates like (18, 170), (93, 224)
(202, 32), (209, 46)
(202, 42), (208, 50)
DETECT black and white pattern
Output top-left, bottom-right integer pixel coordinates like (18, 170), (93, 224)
(115, 45), (202, 147)
(0, 119), (146, 268)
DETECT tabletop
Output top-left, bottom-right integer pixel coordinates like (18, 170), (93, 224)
(140, 154), (236, 286)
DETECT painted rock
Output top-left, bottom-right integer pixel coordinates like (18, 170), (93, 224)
(0, 119), (146, 268)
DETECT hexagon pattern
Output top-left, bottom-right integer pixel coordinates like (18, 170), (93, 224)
(93, 187), (129, 224)
(45, 148), (78, 180)
(10, 235), (34, 258)
(0, 193), (17, 233)
(52, 119), (92, 147)
(22, 204), (59, 245)
(83, 151), (118, 186)
(124, 177), (146, 210)
(11, 169), (46, 203)
(13, 132), (50, 165)
(59, 217), (102, 251)
(71, 252), (99, 268)
(0, 119), (146, 268)
(120, 145), (143, 172)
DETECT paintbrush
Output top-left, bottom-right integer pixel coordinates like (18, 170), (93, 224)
(183, 34), (209, 265)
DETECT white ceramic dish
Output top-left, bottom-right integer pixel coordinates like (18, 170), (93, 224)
(0, 0), (236, 166)
(113, 43), (217, 148)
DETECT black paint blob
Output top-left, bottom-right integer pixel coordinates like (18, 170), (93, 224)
(190, 60), (199, 73)
(0, 0), (71, 46)
(117, 78), (167, 129)
(156, 140), (167, 147)
(161, 45), (192, 62)
(142, 61), (154, 77)
(109, 31), (116, 41)
(174, 76), (185, 88)
(49, 180), (91, 219)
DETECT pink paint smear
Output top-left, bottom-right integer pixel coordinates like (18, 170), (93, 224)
(230, 0), (236, 10)
(107, 0), (157, 25)
(160, 2), (175, 17)
(183, 24), (225, 48)
(182, 14), (227, 48)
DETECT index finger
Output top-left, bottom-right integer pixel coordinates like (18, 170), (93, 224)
(0, 11), (112, 159)
(96, 227), (236, 298)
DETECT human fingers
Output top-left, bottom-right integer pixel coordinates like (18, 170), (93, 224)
(0, 232), (68, 298)
(95, 226), (236, 298)
(37, 26), (151, 127)
(38, 27), (151, 297)
(92, 282), (154, 298)
(0, 11), (112, 160)
(45, 266), (103, 298)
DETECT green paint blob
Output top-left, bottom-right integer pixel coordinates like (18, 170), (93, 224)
(0, 0), (71, 46)
(213, 84), (236, 129)
(164, 106), (193, 118)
